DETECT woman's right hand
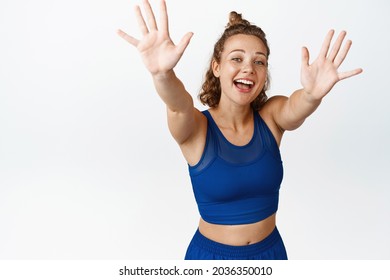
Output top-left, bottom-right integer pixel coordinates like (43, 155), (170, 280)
(117, 0), (193, 77)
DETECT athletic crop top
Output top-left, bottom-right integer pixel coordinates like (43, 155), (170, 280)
(188, 110), (283, 225)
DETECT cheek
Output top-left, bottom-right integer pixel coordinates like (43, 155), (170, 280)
(218, 66), (237, 82)
(254, 74), (267, 92)
(258, 69), (268, 82)
(222, 60), (239, 70)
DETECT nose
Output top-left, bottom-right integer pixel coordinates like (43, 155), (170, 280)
(242, 61), (254, 74)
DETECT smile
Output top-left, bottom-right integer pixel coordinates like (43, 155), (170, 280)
(234, 79), (255, 90)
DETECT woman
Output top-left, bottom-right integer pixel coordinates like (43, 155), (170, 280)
(117, 0), (362, 259)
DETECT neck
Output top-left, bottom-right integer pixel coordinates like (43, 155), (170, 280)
(210, 104), (253, 131)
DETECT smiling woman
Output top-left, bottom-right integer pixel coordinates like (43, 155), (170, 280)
(200, 13), (271, 110)
(210, 33), (268, 107)
(117, 0), (362, 260)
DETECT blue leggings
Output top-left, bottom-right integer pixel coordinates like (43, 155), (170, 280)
(185, 227), (287, 260)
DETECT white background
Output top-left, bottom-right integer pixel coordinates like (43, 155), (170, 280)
(0, 0), (389, 260)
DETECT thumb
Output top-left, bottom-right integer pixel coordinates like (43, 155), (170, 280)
(301, 46), (310, 66)
(176, 32), (194, 56)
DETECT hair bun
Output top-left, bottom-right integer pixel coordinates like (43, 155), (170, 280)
(226, 11), (251, 28)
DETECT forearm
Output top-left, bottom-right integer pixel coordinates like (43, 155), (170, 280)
(152, 70), (193, 113)
(280, 88), (322, 130)
(152, 70), (199, 145)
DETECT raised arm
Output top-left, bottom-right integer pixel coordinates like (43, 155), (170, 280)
(270, 30), (363, 131)
(117, 0), (202, 145)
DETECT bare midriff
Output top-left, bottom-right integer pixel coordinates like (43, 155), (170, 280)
(198, 213), (276, 246)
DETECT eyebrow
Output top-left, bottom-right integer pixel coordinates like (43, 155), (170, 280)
(229, 49), (267, 57)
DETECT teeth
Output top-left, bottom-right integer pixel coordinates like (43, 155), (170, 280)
(235, 79), (254, 85)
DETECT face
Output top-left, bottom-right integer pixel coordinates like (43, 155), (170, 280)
(212, 34), (268, 108)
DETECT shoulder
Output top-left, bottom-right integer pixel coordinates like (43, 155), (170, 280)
(258, 95), (288, 146)
(177, 108), (208, 166)
(260, 95), (288, 124)
(262, 95), (288, 111)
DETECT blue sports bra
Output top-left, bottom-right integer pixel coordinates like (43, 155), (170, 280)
(188, 110), (283, 225)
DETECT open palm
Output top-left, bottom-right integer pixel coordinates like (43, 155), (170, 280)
(117, 0), (193, 76)
(301, 30), (362, 100)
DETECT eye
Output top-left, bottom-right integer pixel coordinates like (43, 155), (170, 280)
(231, 57), (242, 62)
(254, 60), (266, 66)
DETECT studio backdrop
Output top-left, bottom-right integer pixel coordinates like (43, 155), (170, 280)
(0, 0), (389, 259)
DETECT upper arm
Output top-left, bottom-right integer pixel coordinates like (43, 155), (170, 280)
(167, 106), (208, 165)
(167, 105), (205, 145)
(262, 95), (307, 133)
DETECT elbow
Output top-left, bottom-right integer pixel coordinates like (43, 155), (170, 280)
(282, 118), (306, 131)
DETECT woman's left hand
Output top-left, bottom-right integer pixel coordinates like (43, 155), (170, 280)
(300, 30), (363, 100)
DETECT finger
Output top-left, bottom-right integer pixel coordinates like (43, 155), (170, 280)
(176, 32), (194, 56)
(338, 68), (363, 81)
(328, 31), (346, 62)
(142, 0), (158, 31)
(117, 29), (140, 47)
(160, 0), (169, 36)
(334, 39), (352, 68)
(301, 46), (310, 66)
(319, 29), (335, 58)
(134, 5), (149, 35)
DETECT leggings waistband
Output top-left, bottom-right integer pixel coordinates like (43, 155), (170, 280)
(190, 227), (281, 259)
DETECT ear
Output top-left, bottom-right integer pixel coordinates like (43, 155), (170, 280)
(212, 59), (220, 78)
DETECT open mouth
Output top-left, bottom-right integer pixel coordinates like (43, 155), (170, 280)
(234, 79), (255, 90)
